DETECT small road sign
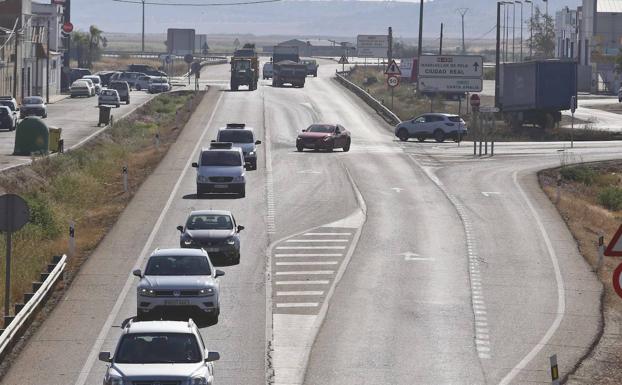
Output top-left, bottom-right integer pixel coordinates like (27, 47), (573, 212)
(385, 59), (401, 75)
(387, 76), (399, 88)
(570, 95), (577, 114)
(0, 194), (29, 232)
(470, 94), (481, 107)
(184, 54), (194, 64)
(605, 224), (622, 256)
(479, 106), (500, 113)
(338, 55), (349, 65)
(62, 22), (74, 34)
(613, 263), (622, 299)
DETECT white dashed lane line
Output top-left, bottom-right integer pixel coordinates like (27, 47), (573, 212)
(272, 226), (356, 315)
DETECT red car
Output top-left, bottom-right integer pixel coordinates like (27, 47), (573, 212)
(296, 124), (351, 152)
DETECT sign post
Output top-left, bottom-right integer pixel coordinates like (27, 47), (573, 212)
(570, 95), (577, 149)
(385, 60), (401, 110)
(550, 354), (560, 385)
(0, 194), (30, 318)
(338, 55), (349, 72)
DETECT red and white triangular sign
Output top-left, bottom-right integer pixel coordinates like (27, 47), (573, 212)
(385, 59), (401, 75)
(605, 224), (622, 256)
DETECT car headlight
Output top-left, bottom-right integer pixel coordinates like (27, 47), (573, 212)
(197, 175), (209, 183)
(191, 377), (208, 385)
(248, 151), (256, 156)
(106, 376), (124, 385)
(323, 135), (333, 142)
(199, 287), (215, 297)
(226, 237), (236, 245)
(183, 238), (195, 246)
(138, 287), (155, 296)
(233, 174), (245, 182)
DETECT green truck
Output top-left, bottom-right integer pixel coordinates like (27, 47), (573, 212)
(272, 60), (307, 88)
(230, 44), (259, 91)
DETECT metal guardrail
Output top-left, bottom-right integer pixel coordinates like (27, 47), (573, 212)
(334, 71), (401, 126)
(0, 254), (67, 359)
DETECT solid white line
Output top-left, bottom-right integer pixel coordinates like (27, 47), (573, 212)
(276, 246), (346, 250)
(74, 91), (224, 385)
(285, 239), (348, 243)
(276, 303), (319, 308)
(274, 253), (343, 258)
(275, 270), (334, 275)
(276, 291), (324, 296)
(304, 232), (352, 236)
(275, 280), (329, 285)
(498, 171), (566, 385)
(276, 261), (338, 266)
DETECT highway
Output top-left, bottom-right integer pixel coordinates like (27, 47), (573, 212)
(2, 59), (622, 385)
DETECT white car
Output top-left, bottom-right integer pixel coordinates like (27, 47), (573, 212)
(394, 113), (467, 143)
(99, 319), (220, 385)
(263, 62), (273, 79)
(70, 80), (94, 98)
(82, 75), (102, 94)
(135, 75), (153, 91)
(98, 89), (121, 107)
(80, 78), (97, 96)
(133, 248), (225, 324)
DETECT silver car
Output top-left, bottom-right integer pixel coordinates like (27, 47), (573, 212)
(135, 75), (153, 91)
(394, 113), (467, 143)
(82, 75), (102, 94)
(177, 210), (244, 264)
(99, 319), (220, 385)
(133, 248), (225, 324)
(192, 142), (247, 198)
(20, 96), (47, 119)
(98, 89), (121, 107)
(216, 123), (261, 170)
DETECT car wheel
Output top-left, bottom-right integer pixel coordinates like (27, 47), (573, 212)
(417, 136), (425, 142)
(397, 128), (409, 142)
(251, 160), (257, 170)
(239, 186), (246, 198)
(116, 104), (120, 108)
(126, 100), (130, 105)
(343, 139), (351, 152)
(296, 144), (303, 152)
(136, 85), (141, 91)
(434, 129), (445, 143)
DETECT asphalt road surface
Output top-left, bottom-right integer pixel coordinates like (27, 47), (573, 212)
(2, 60), (622, 385)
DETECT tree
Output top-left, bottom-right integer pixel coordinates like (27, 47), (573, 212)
(527, 6), (555, 59)
(615, 49), (622, 74)
(70, 26), (105, 68)
(87, 25), (105, 67)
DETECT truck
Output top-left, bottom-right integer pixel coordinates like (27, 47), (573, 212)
(273, 46), (300, 64)
(272, 60), (307, 88)
(498, 60), (578, 129)
(301, 59), (319, 77)
(230, 43), (259, 91)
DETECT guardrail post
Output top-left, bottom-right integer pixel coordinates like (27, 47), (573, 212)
(473, 141), (477, 156)
(550, 354), (560, 385)
(597, 235), (604, 272)
(491, 141), (495, 157)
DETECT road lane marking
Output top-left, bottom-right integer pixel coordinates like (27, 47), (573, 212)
(276, 261), (338, 266)
(276, 291), (324, 296)
(276, 246), (346, 250)
(498, 171), (567, 385)
(285, 239), (349, 243)
(304, 232), (352, 236)
(481, 191), (501, 197)
(74, 91), (224, 385)
(276, 303), (319, 308)
(275, 280), (330, 285)
(275, 271), (334, 275)
(275, 253), (343, 258)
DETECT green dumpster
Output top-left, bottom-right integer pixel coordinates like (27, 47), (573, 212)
(13, 117), (49, 156)
(48, 127), (62, 153)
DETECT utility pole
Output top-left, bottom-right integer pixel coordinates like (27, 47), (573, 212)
(495, 1), (501, 108)
(503, 2), (509, 62)
(12, 22), (18, 98)
(439, 23), (443, 55)
(63, 0), (71, 68)
(417, 0), (424, 58)
(141, 0), (145, 52)
(387, 26), (393, 64)
(511, 1), (516, 61)
(46, 19), (50, 103)
(457, 8), (468, 54)
(525, 0), (533, 58)
(516, 1), (523, 62)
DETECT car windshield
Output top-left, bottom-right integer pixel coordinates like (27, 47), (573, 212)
(218, 130), (253, 143)
(448, 116), (464, 123)
(201, 151), (242, 166)
(307, 124), (335, 133)
(152, 78), (167, 84)
(0, 108), (8, 116)
(101, 90), (116, 96)
(23, 97), (43, 105)
(87, 77), (100, 84)
(115, 333), (201, 364)
(186, 214), (233, 230)
(145, 255), (211, 276)
(0, 101), (15, 111)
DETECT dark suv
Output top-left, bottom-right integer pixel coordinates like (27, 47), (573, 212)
(0, 106), (15, 131)
(109, 81), (130, 104)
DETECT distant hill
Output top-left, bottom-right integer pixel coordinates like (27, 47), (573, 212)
(73, 0), (580, 39)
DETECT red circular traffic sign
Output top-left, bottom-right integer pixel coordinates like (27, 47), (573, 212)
(470, 94), (481, 107)
(387, 76), (399, 88)
(62, 22), (73, 33)
(613, 263), (622, 299)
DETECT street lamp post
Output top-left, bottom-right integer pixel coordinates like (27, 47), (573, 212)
(525, 0), (533, 58)
(516, 1), (523, 62)
(512, 1), (516, 62)
(503, 2), (509, 62)
(141, 0), (145, 52)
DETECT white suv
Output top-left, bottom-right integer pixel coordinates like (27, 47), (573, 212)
(99, 319), (220, 385)
(394, 113), (467, 143)
(133, 248), (225, 324)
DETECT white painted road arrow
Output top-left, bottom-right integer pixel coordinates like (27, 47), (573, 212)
(398, 252), (434, 261)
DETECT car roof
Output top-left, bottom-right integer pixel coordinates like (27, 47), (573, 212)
(0, 106), (10, 111)
(422, 113), (458, 117)
(125, 320), (195, 335)
(189, 209), (232, 217)
(218, 126), (254, 132)
(201, 146), (242, 154)
(151, 248), (208, 258)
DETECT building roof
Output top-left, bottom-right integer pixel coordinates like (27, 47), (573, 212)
(597, 0), (622, 13)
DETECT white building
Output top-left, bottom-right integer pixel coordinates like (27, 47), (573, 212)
(555, 7), (578, 59)
(31, 2), (63, 100)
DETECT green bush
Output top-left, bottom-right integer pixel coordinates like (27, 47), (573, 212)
(560, 166), (597, 185)
(22, 193), (61, 238)
(598, 186), (622, 211)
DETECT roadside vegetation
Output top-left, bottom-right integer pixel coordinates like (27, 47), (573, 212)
(540, 161), (622, 383)
(344, 66), (622, 141)
(90, 56), (189, 76)
(0, 91), (202, 314)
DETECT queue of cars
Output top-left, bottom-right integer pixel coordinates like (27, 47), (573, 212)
(0, 95), (47, 131)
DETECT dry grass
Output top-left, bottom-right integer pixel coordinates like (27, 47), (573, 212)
(539, 161), (622, 383)
(0, 91), (202, 315)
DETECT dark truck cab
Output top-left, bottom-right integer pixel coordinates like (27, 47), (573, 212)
(272, 61), (307, 88)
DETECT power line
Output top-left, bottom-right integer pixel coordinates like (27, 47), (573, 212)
(112, 0), (281, 6)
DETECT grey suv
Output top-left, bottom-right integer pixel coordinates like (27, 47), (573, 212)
(192, 142), (247, 197)
(394, 113), (467, 143)
(216, 123), (261, 170)
(133, 248), (225, 324)
(178, 210), (244, 264)
(99, 319), (220, 385)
